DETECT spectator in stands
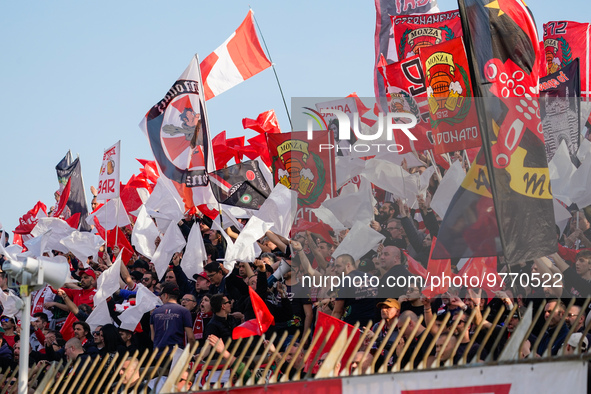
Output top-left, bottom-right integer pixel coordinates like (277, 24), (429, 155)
(30, 312), (49, 352)
(563, 332), (588, 355)
(377, 244), (411, 299)
(536, 299), (568, 356)
(72, 321), (98, 355)
(0, 316), (17, 349)
(141, 271), (158, 293)
(99, 324), (126, 357)
(332, 254), (378, 327)
(192, 272), (211, 305)
(372, 298), (400, 351)
(396, 310), (435, 369)
(151, 283), (195, 354)
(181, 293), (198, 322)
(204, 294), (239, 342)
(0, 333), (13, 371)
(119, 329), (137, 354)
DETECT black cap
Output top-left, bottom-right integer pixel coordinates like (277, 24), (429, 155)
(131, 260), (149, 270)
(160, 282), (181, 298)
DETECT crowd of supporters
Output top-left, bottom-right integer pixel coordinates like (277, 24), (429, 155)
(0, 155), (590, 391)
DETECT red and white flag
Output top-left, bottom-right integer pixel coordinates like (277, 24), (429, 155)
(200, 10), (272, 101)
(97, 140), (121, 201)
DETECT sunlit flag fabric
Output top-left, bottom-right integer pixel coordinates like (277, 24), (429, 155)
(439, 0), (557, 264)
(232, 286), (274, 339)
(200, 10), (272, 101)
(140, 56), (217, 213)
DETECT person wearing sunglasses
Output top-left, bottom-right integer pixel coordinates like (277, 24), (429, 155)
(203, 294), (239, 344)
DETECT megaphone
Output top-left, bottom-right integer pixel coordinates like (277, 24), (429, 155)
(3, 256), (70, 289)
(267, 258), (291, 287)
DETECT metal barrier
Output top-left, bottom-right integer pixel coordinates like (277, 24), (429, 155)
(2, 298), (590, 393)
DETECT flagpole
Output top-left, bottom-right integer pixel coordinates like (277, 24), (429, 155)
(249, 7), (293, 130)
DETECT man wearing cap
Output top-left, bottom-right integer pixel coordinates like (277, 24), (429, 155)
(0, 316), (17, 349)
(129, 259), (149, 275)
(150, 282), (195, 354)
(372, 298), (400, 351)
(53, 268), (97, 309)
(563, 332), (589, 355)
(192, 271), (211, 306)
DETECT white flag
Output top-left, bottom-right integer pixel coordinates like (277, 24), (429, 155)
(97, 141), (121, 201)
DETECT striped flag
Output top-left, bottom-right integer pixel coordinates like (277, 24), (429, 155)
(200, 10), (272, 101)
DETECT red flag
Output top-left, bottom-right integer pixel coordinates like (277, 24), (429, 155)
(291, 221), (334, 246)
(65, 213), (81, 229)
(247, 133), (272, 167)
(197, 204), (219, 221)
(233, 287), (274, 339)
(543, 21), (591, 97)
(53, 178), (72, 218)
(136, 159), (160, 185)
(423, 237), (454, 298)
(242, 110), (281, 134)
(94, 217), (133, 264)
(306, 312), (360, 373)
(60, 312), (78, 341)
(404, 251), (428, 278)
(200, 10), (272, 101)
(379, 55), (433, 153)
(418, 36), (482, 154)
(14, 202), (48, 235)
(458, 256), (502, 293)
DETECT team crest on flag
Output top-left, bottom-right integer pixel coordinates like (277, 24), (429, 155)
(267, 131), (336, 217)
(393, 10), (462, 60)
(543, 21), (591, 96)
(420, 37), (481, 154)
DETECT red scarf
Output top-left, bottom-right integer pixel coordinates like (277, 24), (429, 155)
(193, 311), (213, 340)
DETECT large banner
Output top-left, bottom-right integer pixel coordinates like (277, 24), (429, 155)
(419, 36), (481, 154)
(543, 21), (591, 97)
(392, 9), (462, 60)
(454, 0), (557, 263)
(540, 59), (581, 162)
(373, 0), (439, 103)
(97, 140), (121, 201)
(139, 56), (216, 210)
(267, 131), (336, 223)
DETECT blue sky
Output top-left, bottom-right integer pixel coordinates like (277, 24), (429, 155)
(0, 0), (586, 236)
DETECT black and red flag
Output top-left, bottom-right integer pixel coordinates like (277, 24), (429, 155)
(437, 0), (556, 263)
(208, 160), (271, 210)
(55, 151), (91, 231)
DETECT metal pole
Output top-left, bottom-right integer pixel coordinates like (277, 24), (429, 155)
(250, 8), (292, 130)
(18, 277), (31, 394)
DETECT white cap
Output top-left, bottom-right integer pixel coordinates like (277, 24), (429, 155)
(568, 333), (588, 352)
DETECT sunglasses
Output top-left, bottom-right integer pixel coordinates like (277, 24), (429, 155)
(1, 318), (11, 323)
(223, 301), (231, 305)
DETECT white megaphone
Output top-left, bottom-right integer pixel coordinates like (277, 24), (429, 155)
(3, 255), (70, 289)
(267, 258), (291, 287)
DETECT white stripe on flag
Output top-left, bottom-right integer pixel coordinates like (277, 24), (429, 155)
(206, 32), (245, 97)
